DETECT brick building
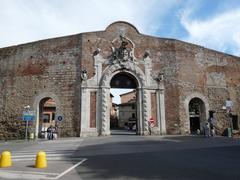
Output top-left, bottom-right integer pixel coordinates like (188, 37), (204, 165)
(0, 21), (240, 139)
(118, 91), (136, 128)
(120, 90), (136, 104)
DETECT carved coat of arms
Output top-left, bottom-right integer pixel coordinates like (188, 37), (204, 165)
(110, 35), (135, 65)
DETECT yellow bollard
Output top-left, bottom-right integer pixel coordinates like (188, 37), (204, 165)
(0, 151), (12, 168)
(35, 151), (47, 168)
(30, 133), (34, 140)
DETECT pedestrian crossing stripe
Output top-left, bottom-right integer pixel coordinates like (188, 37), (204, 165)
(7, 150), (84, 161)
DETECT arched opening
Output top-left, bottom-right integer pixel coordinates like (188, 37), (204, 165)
(38, 97), (57, 138)
(189, 98), (206, 134)
(110, 72), (138, 135)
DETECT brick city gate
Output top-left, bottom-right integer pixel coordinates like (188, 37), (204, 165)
(1, 21), (238, 140)
(80, 34), (166, 136)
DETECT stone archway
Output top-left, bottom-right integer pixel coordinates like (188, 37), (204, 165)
(99, 62), (149, 136)
(80, 34), (166, 137)
(189, 98), (205, 133)
(110, 73), (138, 133)
(184, 92), (209, 134)
(33, 92), (61, 138)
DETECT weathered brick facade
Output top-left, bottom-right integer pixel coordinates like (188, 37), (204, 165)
(0, 21), (239, 139)
(120, 91), (136, 104)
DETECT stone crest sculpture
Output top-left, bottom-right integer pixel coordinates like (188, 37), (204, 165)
(81, 69), (88, 81)
(110, 34), (136, 65)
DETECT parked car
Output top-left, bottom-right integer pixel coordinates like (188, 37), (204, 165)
(128, 118), (137, 130)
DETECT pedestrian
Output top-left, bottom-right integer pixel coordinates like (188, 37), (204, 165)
(225, 98), (233, 114)
(47, 125), (55, 140)
(197, 129), (201, 135)
(208, 111), (216, 137)
(124, 122), (129, 130)
(204, 122), (210, 137)
(210, 118), (215, 137)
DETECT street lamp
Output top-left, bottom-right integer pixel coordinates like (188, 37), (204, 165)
(24, 105), (30, 110)
(224, 98), (233, 137)
(23, 105), (31, 141)
(155, 72), (165, 135)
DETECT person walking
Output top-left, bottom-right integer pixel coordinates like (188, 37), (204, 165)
(208, 111), (216, 137)
(47, 125), (55, 140)
(204, 122), (210, 137)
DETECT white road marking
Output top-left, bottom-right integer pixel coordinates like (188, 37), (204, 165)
(0, 172), (44, 180)
(160, 138), (182, 142)
(40, 139), (83, 144)
(9, 149), (82, 162)
(0, 170), (58, 176)
(0, 171), (56, 180)
(13, 157), (85, 161)
(0, 159), (87, 180)
(43, 158), (87, 180)
(11, 150), (76, 153)
(12, 153), (74, 158)
(145, 137), (182, 142)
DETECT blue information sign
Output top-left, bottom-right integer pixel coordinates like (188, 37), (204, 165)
(57, 115), (63, 121)
(23, 115), (35, 121)
(22, 110), (35, 121)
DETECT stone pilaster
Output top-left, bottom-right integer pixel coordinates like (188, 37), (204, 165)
(100, 87), (110, 136)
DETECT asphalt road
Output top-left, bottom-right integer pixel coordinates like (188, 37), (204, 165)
(0, 131), (240, 180)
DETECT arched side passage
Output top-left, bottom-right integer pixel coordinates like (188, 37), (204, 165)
(99, 62), (149, 135)
(183, 92), (209, 133)
(33, 92), (62, 138)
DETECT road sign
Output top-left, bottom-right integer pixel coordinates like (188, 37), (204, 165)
(22, 111), (35, 121)
(149, 117), (154, 123)
(23, 115), (35, 121)
(149, 117), (155, 128)
(57, 115), (63, 121)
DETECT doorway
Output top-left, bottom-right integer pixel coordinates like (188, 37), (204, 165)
(38, 98), (56, 138)
(110, 73), (138, 135)
(232, 115), (239, 130)
(189, 98), (205, 134)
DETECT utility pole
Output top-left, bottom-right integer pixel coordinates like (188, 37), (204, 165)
(23, 105), (31, 141)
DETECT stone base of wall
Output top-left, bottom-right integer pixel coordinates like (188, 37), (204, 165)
(0, 118), (26, 140)
(80, 129), (99, 137)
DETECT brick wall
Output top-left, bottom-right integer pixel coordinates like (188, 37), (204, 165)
(0, 21), (240, 139)
(120, 91), (136, 104)
(0, 35), (82, 139)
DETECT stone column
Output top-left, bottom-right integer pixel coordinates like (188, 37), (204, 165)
(101, 87), (111, 136)
(80, 87), (90, 136)
(142, 88), (149, 135)
(137, 88), (143, 135)
(157, 83), (166, 135)
(35, 106), (40, 138)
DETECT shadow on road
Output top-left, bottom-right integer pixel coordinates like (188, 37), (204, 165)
(67, 136), (240, 180)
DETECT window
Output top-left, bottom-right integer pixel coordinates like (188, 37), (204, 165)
(52, 113), (55, 120)
(43, 114), (50, 123)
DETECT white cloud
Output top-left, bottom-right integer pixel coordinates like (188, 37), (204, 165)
(180, 8), (240, 56)
(0, 0), (178, 48)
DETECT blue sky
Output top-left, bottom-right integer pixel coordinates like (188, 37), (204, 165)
(0, 0), (240, 103)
